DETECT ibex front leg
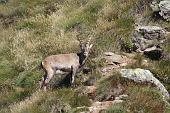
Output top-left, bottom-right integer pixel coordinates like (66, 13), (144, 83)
(71, 66), (78, 84)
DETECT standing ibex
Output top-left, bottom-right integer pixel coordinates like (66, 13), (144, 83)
(40, 37), (93, 91)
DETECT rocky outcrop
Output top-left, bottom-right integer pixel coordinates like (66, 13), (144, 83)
(151, 0), (170, 21)
(159, 1), (170, 21)
(134, 25), (166, 51)
(120, 68), (169, 100)
(133, 25), (167, 59)
(94, 52), (135, 75)
(103, 52), (133, 66)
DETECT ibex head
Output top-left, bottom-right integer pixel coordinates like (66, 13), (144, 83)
(78, 37), (93, 57)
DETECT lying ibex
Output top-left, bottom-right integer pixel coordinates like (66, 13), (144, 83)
(40, 37), (93, 90)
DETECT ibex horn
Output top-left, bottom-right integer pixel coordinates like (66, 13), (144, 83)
(78, 37), (83, 45)
(87, 37), (92, 44)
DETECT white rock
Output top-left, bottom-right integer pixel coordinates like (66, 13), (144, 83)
(135, 25), (165, 34)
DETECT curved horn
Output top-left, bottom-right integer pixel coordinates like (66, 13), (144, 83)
(87, 37), (92, 44)
(77, 37), (83, 45)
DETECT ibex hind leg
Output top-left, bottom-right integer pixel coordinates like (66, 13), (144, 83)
(44, 68), (54, 91)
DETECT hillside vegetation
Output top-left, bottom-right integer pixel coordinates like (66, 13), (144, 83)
(0, 0), (170, 113)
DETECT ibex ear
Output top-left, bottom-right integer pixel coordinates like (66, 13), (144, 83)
(89, 44), (93, 48)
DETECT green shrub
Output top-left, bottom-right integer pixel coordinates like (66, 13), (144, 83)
(120, 37), (134, 53)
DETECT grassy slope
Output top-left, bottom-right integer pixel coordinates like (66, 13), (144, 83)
(0, 0), (170, 113)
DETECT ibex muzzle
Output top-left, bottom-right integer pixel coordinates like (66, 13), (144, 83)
(40, 37), (93, 91)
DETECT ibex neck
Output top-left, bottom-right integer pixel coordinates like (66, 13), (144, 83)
(77, 52), (88, 66)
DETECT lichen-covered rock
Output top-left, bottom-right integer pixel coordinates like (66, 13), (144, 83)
(120, 68), (169, 100)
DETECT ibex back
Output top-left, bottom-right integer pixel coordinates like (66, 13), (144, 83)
(40, 37), (93, 91)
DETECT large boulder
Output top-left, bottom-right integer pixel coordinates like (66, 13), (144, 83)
(120, 68), (169, 100)
(151, 0), (170, 21)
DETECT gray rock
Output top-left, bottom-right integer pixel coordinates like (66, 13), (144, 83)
(151, 0), (170, 21)
(120, 68), (169, 100)
(133, 25), (165, 54)
(135, 25), (165, 40)
(159, 1), (170, 21)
